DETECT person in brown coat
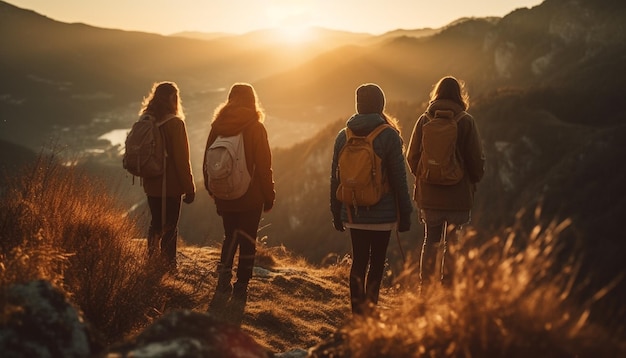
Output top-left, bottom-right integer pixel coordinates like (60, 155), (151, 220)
(406, 76), (485, 287)
(141, 81), (196, 270)
(203, 83), (275, 299)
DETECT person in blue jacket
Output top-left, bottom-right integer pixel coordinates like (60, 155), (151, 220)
(330, 83), (413, 315)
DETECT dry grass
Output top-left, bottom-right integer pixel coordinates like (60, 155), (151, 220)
(310, 217), (626, 357)
(0, 152), (172, 344)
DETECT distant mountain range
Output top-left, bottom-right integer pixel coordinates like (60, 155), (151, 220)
(0, 0), (439, 150)
(1, 0), (625, 323)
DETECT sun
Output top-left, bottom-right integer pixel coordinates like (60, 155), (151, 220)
(276, 24), (314, 43)
(266, 0), (316, 43)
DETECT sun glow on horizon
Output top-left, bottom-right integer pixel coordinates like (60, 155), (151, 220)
(7, 0), (545, 37)
(275, 24), (315, 43)
(266, 0), (317, 43)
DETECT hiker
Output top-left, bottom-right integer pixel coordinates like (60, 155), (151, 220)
(203, 83), (275, 300)
(139, 81), (196, 271)
(330, 83), (413, 315)
(406, 76), (485, 287)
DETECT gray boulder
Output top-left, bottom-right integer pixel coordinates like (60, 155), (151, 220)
(0, 280), (96, 358)
(109, 309), (271, 357)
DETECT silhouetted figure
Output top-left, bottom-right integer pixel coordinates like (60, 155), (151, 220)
(330, 84), (413, 315)
(406, 76), (485, 289)
(139, 82), (195, 271)
(203, 83), (275, 300)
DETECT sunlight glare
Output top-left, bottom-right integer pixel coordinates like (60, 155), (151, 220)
(277, 24), (314, 43)
(266, 0), (316, 43)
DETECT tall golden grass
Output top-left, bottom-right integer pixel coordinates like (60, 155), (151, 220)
(311, 214), (625, 357)
(0, 152), (170, 344)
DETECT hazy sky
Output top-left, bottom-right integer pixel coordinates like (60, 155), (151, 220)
(7, 0), (544, 35)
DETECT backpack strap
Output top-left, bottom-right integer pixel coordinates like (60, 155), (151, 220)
(426, 110), (468, 121)
(366, 123), (390, 141)
(156, 114), (177, 126)
(345, 123), (390, 141)
(155, 114), (177, 154)
(453, 110), (468, 122)
(345, 127), (355, 141)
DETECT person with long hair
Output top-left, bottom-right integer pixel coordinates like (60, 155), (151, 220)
(204, 83), (275, 300)
(406, 76), (485, 288)
(330, 83), (413, 315)
(140, 81), (195, 271)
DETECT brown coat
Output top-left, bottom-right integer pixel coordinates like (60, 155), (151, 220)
(203, 106), (275, 213)
(143, 116), (195, 197)
(406, 99), (485, 211)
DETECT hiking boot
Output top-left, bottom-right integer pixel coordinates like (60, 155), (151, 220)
(216, 280), (232, 295)
(216, 267), (233, 295)
(233, 281), (248, 301)
(166, 258), (177, 273)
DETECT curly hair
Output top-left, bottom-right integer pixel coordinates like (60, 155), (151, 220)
(213, 82), (265, 123)
(139, 81), (185, 119)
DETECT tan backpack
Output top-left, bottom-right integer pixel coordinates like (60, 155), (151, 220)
(123, 114), (175, 178)
(418, 110), (467, 185)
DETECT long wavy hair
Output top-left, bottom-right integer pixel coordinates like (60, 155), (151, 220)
(429, 76), (470, 110)
(139, 81), (184, 119)
(212, 83), (265, 123)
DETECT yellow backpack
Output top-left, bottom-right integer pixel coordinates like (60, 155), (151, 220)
(336, 124), (389, 212)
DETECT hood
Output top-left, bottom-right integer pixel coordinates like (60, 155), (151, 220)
(211, 106), (259, 136)
(426, 99), (464, 117)
(346, 113), (386, 136)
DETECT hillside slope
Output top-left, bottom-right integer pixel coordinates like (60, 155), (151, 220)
(169, 245), (354, 353)
(140, 236), (625, 357)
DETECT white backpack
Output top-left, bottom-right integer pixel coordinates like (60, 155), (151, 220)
(204, 133), (251, 200)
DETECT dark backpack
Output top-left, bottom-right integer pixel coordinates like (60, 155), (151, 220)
(418, 110), (467, 185)
(204, 133), (252, 200)
(335, 124), (389, 209)
(123, 114), (174, 178)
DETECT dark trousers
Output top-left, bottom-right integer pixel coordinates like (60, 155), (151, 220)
(218, 209), (262, 285)
(147, 196), (181, 266)
(349, 229), (391, 315)
(420, 223), (459, 286)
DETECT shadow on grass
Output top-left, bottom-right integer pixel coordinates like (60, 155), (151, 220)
(207, 290), (248, 327)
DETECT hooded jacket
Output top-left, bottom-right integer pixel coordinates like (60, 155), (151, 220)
(143, 115), (195, 198)
(203, 106), (275, 213)
(406, 99), (485, 211)
(330, 113), (413, 225)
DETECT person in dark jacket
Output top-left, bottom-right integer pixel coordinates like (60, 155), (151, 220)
(406, 76), (485, 288)
(204, 83), (275, 300)
(141, 81), (196, 271)
(330, 83), (413, 315)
